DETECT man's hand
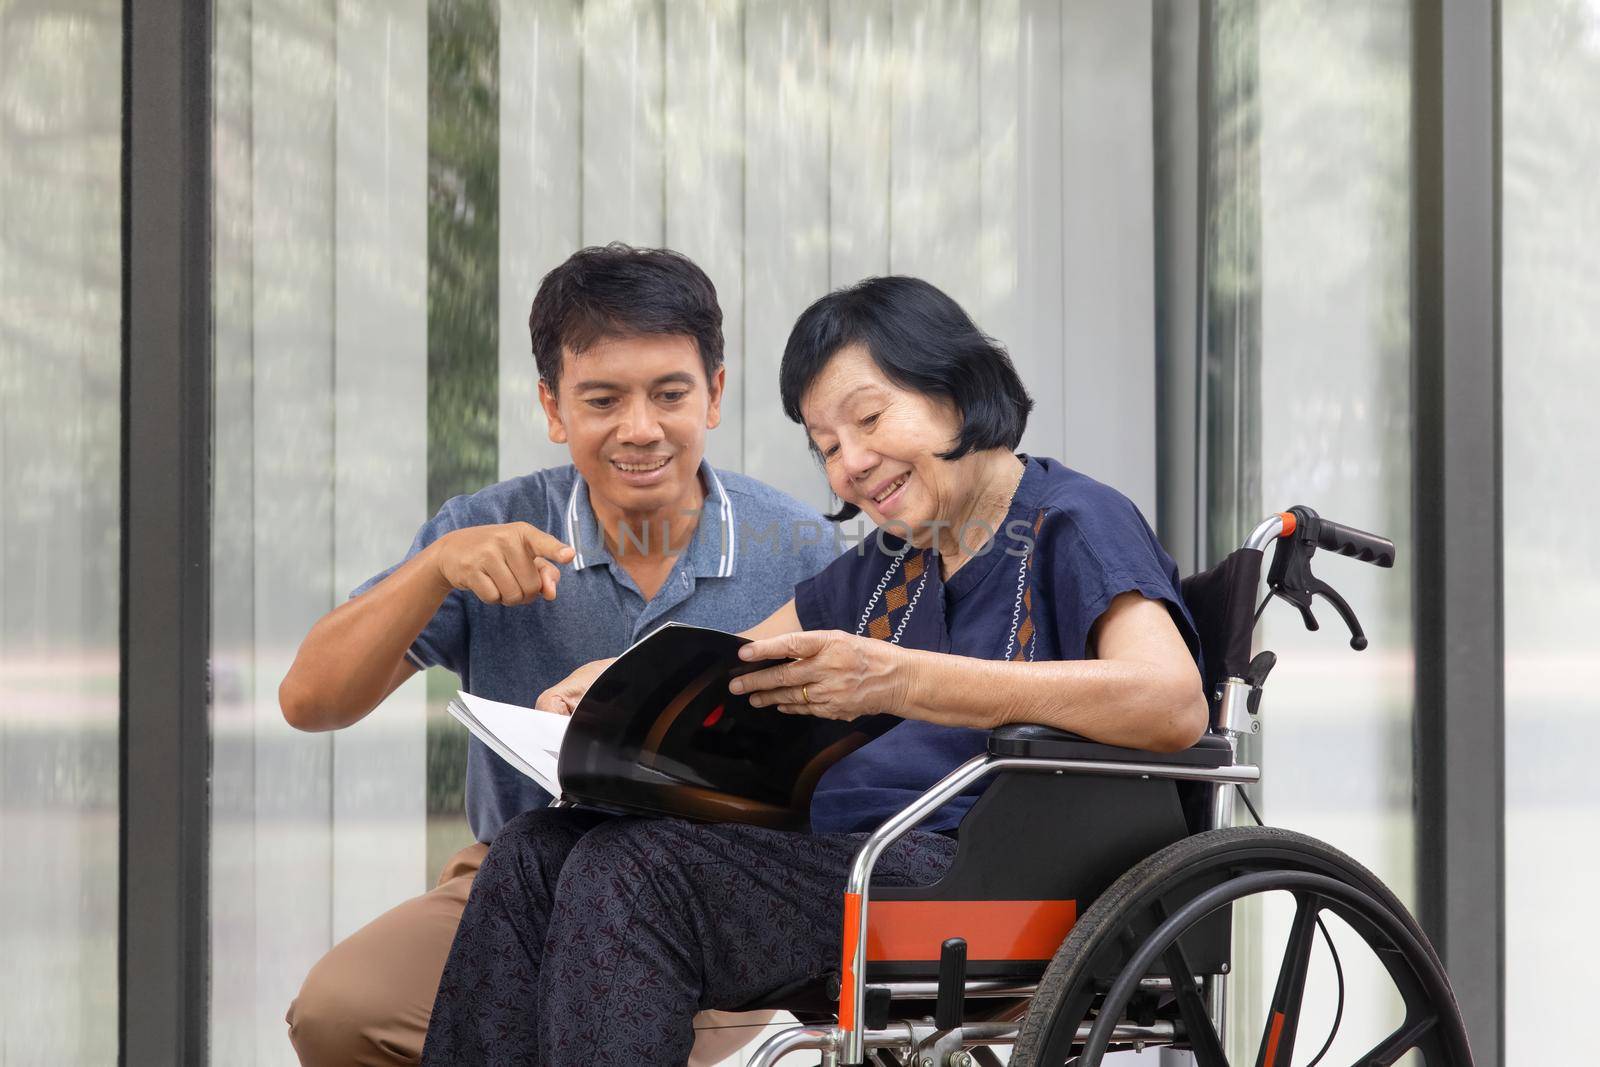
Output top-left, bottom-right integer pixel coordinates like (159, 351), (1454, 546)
(536, 657), (615, 715)
(429, 522), (575, 606)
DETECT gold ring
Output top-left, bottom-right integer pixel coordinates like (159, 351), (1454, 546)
(801, 685), (811, 704)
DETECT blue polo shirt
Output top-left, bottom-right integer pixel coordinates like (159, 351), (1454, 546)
(353, 460), (838, 842)
(794, 456), (1200, 835)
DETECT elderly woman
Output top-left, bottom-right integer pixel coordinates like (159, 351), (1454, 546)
(420, 277), (1208, 1066)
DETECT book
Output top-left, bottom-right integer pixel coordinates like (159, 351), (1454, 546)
(447, 690), (568, 797)
(446, 622), (894, 830)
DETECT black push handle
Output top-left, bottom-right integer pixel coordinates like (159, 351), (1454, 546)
(1268, 506), (1395, 652)
(1313, 519), (1396, 568)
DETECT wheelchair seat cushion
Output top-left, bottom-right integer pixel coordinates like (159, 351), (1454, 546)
(987, 725), (1234, 767)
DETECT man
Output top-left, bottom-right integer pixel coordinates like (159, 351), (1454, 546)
(279, 244), (837, 1065)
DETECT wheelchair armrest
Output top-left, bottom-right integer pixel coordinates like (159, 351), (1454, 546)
(987, 725), (1234, 768)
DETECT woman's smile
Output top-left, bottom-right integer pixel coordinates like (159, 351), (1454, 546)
(802, 345), (1009, 550)
(867, 470), (912, 514)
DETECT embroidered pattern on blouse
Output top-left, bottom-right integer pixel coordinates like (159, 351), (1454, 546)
(891, 567), (929, 645)
(856, 548), (928, 646)
(1002, 509), (1048, 662)
(854, 550), (907, 636)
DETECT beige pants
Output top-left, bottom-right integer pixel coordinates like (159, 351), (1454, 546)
(286, 842), (775, 1066)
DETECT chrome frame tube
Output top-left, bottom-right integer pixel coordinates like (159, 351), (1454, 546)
(746, 1024), (839, 1065)
(746, 1019), (1179, 1067)
(1207, 972), (1229, 1055)
(874, 978), (1037, 999)
(1242, 513), (1287, 552)
(1215, 677), (1255, 740)
(1206, 766), (1238, 1048)
(840, 755), (993, 1063)
(837, 754), (1259, 1063)
(847, 972), (1184, 1003)
(1203, 513), (1294, 1049)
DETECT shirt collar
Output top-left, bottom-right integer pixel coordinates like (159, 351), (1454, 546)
(562, 459), (737, 579)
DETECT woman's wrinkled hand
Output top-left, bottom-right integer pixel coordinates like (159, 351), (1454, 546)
(535, 656), (614, 715)
(728, 630), (912, 721)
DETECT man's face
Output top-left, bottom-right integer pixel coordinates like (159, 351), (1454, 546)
(538, 333), (724, 518)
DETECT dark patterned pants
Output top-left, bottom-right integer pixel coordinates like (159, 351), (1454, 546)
(420, 808), (957, 1066)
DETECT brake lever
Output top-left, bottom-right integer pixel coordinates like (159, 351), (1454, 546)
(1273, 583), (1321, 634)
(1308, 576), (1368, 651)
(1270, 577), (1368, 651)
(1267, 505), (1371, 651)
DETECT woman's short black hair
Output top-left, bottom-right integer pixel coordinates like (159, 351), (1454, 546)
(779, 276), (1033, 519)
(529, 243), (723, 390)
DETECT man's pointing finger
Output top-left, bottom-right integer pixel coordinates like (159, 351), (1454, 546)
(521, 523), (575, 564)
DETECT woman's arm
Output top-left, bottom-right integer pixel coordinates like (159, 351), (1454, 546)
(731, 591), (1209, 753)
(898, 593), (1207, 750)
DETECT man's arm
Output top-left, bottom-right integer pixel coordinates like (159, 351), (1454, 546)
(280, 521), (574, 731)
(739, 598), (801, 641)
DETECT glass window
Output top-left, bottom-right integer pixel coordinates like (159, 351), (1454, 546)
(1502, 2), (1600, 1063)
(1206, 1), (1416, 1057)
(0, 1), (122, 1061)
(212, 0), (430, 1059)
(497, 0), (1163, 513)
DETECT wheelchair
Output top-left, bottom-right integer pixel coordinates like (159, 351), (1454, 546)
(743, 506), (1474, 1067)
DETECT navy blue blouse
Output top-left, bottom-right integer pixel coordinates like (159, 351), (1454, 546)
(794, 456), (1200, 835)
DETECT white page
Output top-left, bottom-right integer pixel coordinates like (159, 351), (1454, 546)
(450, 691), (570, 796)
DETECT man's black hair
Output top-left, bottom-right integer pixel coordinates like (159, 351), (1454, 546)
(779, 275), (1033, 521)
(529, 243), (723, 390)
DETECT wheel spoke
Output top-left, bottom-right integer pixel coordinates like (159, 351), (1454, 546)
(1159, 940), (1229, 1067)
(1351, 1014), (1437, 1066)
(1253, 893), (1321, 1067)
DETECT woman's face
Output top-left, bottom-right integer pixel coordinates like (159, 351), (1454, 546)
(800, 346), (983, 541)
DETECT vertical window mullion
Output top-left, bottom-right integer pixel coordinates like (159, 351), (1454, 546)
(122, 0), (213, 1062)
(1412, 1), (1505, 1061)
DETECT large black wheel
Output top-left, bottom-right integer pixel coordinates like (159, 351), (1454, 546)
(1011, 827), (1473, 1067)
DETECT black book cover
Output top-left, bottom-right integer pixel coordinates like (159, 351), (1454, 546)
(557, 623), (896, 830)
